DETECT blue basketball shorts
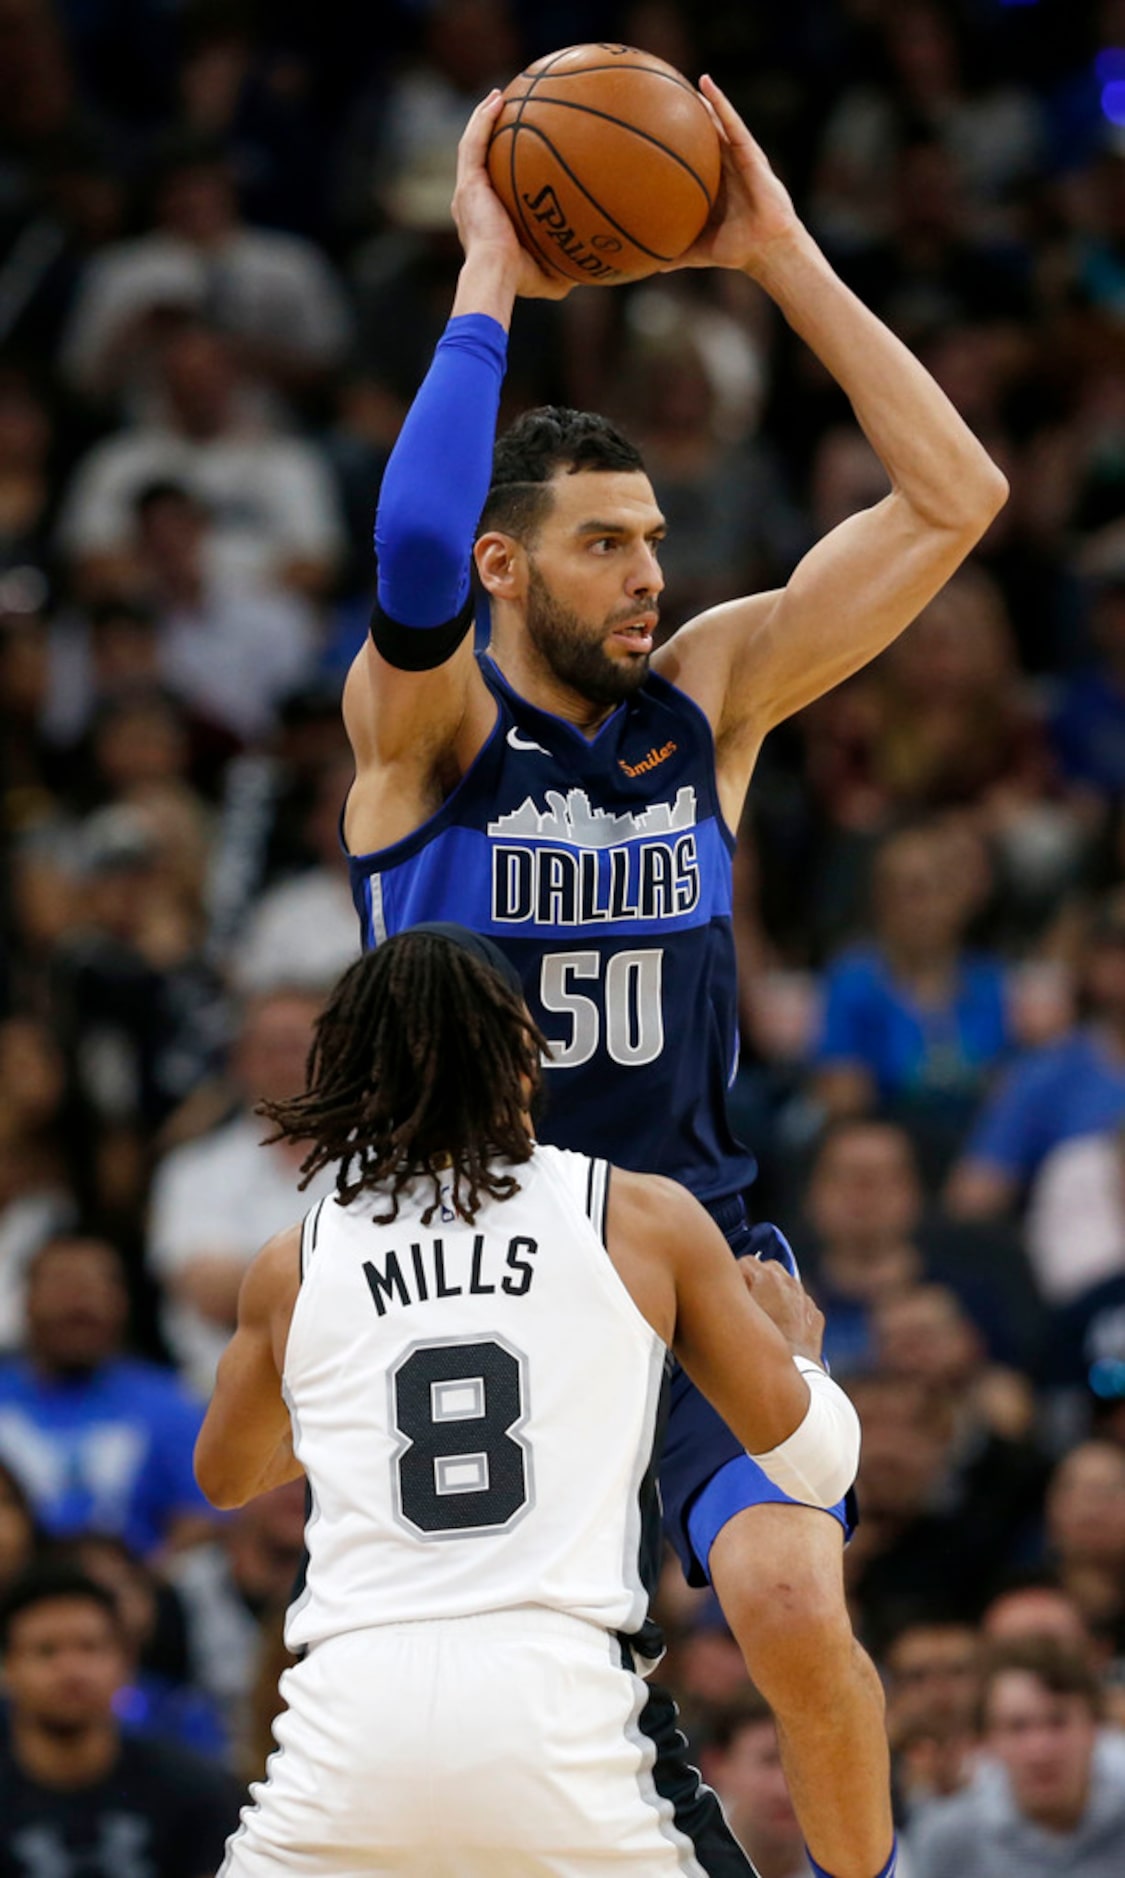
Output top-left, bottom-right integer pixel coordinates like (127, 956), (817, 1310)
(659, 1201), (853, 1588)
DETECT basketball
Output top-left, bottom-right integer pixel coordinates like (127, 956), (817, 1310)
(487, 44), (722, 287)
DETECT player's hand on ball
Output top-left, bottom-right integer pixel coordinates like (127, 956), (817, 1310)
(669, 75), (801, 278)
(741, 1258), (825, 1365)
(453, 93), (573, 301)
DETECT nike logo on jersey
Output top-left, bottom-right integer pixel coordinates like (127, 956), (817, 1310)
(507, 726), (549, 755)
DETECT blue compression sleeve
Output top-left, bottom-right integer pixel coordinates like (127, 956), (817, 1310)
(374, 312), (509, 629)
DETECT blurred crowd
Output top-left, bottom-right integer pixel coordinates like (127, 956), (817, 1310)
(3, 0), (1125, 1870)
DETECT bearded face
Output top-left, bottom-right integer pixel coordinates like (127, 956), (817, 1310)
(524, 559), (654, 707)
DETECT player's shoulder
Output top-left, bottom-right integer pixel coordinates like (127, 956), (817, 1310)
(607, 1166), (703, 1243)
(240, 1223), (303, 1316)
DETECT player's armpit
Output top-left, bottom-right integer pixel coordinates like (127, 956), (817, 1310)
(194, 1227), (302, 1509)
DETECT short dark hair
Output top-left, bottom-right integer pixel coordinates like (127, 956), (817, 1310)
(0, 1562), (121, 1652)
(481, 407), (645, 542)
(133, 478), (204, 521)
(977, 1636), (1104, 1730)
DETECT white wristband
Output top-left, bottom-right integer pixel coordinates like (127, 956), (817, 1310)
(749, 1357), (861, 1509)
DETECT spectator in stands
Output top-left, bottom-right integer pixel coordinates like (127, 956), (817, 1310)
(1043, 1441), (1125, 1652)
(60, 131), (350, 414)
(1024, 1121), (1125, 1307)
(0, 1460), (42, 1597)
(0, 370), (57, 586)
(702, 1690), (810, 1878)
(48, 801), (227, 1219)
(1052, 572), (1125, 799)
(0, 10), (125, 370)
(982, 1576), (1104, 1661)
(881, 1616), (979, 1821)
(812, 818), (1010, 1153)
(809, 0), (1043, 257)
(173, 10), (327, 237)
(832, 126), (1036, 340)
(147, 986), (335, 1390)
(799, 1121), (1021, 1372)
(231, 752), (358, 995)
(843, 1372), (1043, 1641)
(800, 1121), (926, 1373)
(982, 1573), (1125, 1729)
(56, 317), (344, 598)
(865, 573), (1049, 825)
(63, 1531), (227, 1760)
(611, 300), (801, 626)
(0, 1563), (241, 1874)
(0, 1017), (73, 1350)
(0, 1236), (214, 1557)
(165, 1477), (308, 1763)
(131, 479), (316, 743)
(909, 1637), (1125, 1878)
(1040, 1263), (1125, 1454)
(872, 1283), (1036, 1442)
(947, 888), (1125, 1219)
(0, 582), (56, 809)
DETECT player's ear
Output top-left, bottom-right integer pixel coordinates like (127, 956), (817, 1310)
(474, 531), (527, 601)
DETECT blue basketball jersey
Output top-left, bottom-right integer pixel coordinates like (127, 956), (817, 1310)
(347, 654), (756, 1206)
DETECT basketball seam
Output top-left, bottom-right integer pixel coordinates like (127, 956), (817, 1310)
(504, 121), (681, 265)
(517, 59), (697, 101)
(508, 45), (582, 283)
(495, 95), (716, 206)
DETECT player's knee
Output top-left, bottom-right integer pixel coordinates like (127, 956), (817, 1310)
(729, 1571), (857, 1699)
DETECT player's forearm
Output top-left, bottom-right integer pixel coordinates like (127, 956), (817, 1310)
(451, 245), (521, 327)
(374, 300), (509, 628)
(196, 1408), (300, 1509)
(750, 229), (1007, 535)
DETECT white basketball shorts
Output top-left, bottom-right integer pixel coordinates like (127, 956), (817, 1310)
(218, 1606), (719, 1877)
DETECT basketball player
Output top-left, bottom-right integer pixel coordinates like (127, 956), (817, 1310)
(197, 926), (861, 1876)
(340, 81), (1007, 1878)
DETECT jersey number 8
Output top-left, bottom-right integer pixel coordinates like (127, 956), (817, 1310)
(390, 1337), (532, 1538)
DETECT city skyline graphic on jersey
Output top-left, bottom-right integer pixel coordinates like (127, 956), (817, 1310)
(487, 786), (697, 848)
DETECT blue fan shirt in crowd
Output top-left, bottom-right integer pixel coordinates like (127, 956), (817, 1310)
(1050, 669), (1125, 795)
(816, 944), (1010, 1113)
(0, 1357), (210, 1556)
(963, 1028), (1125, 1185)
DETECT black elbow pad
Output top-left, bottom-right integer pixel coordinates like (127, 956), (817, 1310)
(368, 591), (475, 672)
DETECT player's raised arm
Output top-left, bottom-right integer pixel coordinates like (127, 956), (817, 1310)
(608, 1171), (860, 1509)
(343, 93), (570, 853)
(655, 77), (1009, 817)
(194, 1225), (304, 1509)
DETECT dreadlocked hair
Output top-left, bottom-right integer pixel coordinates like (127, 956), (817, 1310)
(257, 933), (546, 1226)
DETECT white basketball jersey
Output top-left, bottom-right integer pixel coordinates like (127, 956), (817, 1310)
(283, 1145), (667, 1653)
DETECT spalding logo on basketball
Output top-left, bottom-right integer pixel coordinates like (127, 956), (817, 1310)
(487, 43), (723, 286)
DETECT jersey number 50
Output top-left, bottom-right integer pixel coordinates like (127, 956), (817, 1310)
(540, 947), (665, 1068)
